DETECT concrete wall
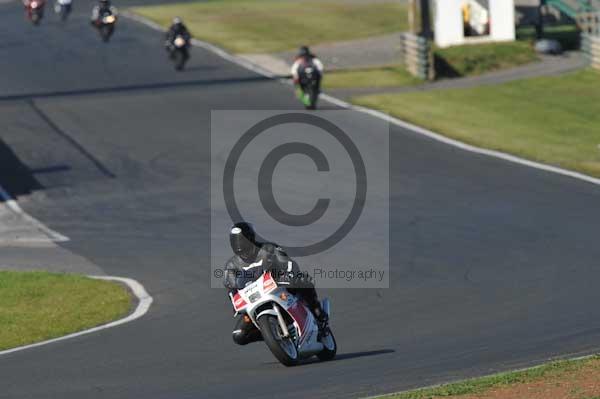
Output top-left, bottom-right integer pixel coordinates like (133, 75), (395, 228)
(490, 0), (516, 40)
(434, 0), (464, 47)
(434, 0), (516, 47)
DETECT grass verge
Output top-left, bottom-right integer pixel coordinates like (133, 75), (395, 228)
(324, 66), (422, 90)
(354, 69), (600, 178)
(0, 271), (132, 351)
(434, 41), (538, 78)
(131, 0), (408, 54)
(324, 41), (538, 90)
(517, 24), (582, 51)
(378, 355), (600, 399)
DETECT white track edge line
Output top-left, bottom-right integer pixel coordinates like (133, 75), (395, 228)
(0, 275), (153, 356)
(0, 185), (69, 243)
(123, 12), (600, 188)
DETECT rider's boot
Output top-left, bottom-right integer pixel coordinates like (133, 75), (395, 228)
(312, 304), (329, 338)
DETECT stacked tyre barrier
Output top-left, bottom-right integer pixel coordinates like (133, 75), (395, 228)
(399, 32), (435, 80)
(581, 33), (600, 70)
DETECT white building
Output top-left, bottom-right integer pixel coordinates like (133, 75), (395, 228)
(434, 0), (516, 48)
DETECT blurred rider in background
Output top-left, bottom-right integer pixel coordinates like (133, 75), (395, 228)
(291, 46), (324, 104)
(91, 0), (116, 23)
(165, 17), (191, 45)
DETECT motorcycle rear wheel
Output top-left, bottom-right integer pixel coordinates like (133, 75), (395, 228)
(257, 314), (299, 367)
(316, 328), (337, 361)
(304, 86), (319, 110)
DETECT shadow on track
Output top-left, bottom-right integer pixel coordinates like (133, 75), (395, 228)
(0, 75), (272, 102)
(262, 349), (395, 367)
(28, 100), (116, 179)
(180, 65), (219, 73)
(332, 349), (396, 362)
(0, 139), (43, 201)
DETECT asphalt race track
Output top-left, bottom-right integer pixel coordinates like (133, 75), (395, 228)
(2, 2), (600, 398)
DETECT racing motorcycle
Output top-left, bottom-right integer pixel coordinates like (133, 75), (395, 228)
(24, 0), (46, 25)
(297, 66), (321, 110)
(94, 12), (117, 42)
(167, 35), (190, 71)
(54, 0), (72, 22)
(230, 271), (336, 366)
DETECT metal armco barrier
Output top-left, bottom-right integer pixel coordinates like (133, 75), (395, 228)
(581, 33), (600, 70)
(400, 32), (434, 80)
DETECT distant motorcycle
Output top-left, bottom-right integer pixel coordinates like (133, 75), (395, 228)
(296, 66), (321, 110)
(230, 271), (336, 366)
(23, 0), (46, 25)
(166, 35), (190, 71)
(93, 11), (117, 42)
(54, 0), (72, 22)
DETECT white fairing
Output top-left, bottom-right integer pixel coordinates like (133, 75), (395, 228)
(230, 272), (330, 358)
(102, 14), (116, 24)
(174, 36), (186, 48)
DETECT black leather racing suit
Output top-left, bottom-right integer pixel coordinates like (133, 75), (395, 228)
(223, 242), (321, 345)
(165, 24), (191, 61)
(166, 24), (191, 45)
(291, 55), (323, 93)
(91, 4), (116, 24)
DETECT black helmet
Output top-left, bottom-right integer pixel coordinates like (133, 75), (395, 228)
(229, 222), (257, 262)
(298, 45), (311, 57)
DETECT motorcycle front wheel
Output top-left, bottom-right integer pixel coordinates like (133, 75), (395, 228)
(60, 8), (69, 22)
(257, 314), (298, 367)
(100, 25), (113, 42)
(173, 50), (185, 71)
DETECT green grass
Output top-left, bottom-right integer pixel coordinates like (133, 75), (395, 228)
(131, 0), (408, 53)
(517, 24), (581, 51)
(380, 355), (600, 399)
(323, 42), (538, 91)
(434, 41), (538, 78)
(354, 69), (600, 178)
(0, 271), (132, 351)
(324, 66), (422, 90)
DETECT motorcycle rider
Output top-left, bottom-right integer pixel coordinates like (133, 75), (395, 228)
(23, 0), (46, 21)
(291, 45), (324, 105)
(91, 0), (116, 25)
(165, 17), (191, 59)
(55, 0), (72, 16)
(223, 222), (329, 346)
(165, 17), (191, 45)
